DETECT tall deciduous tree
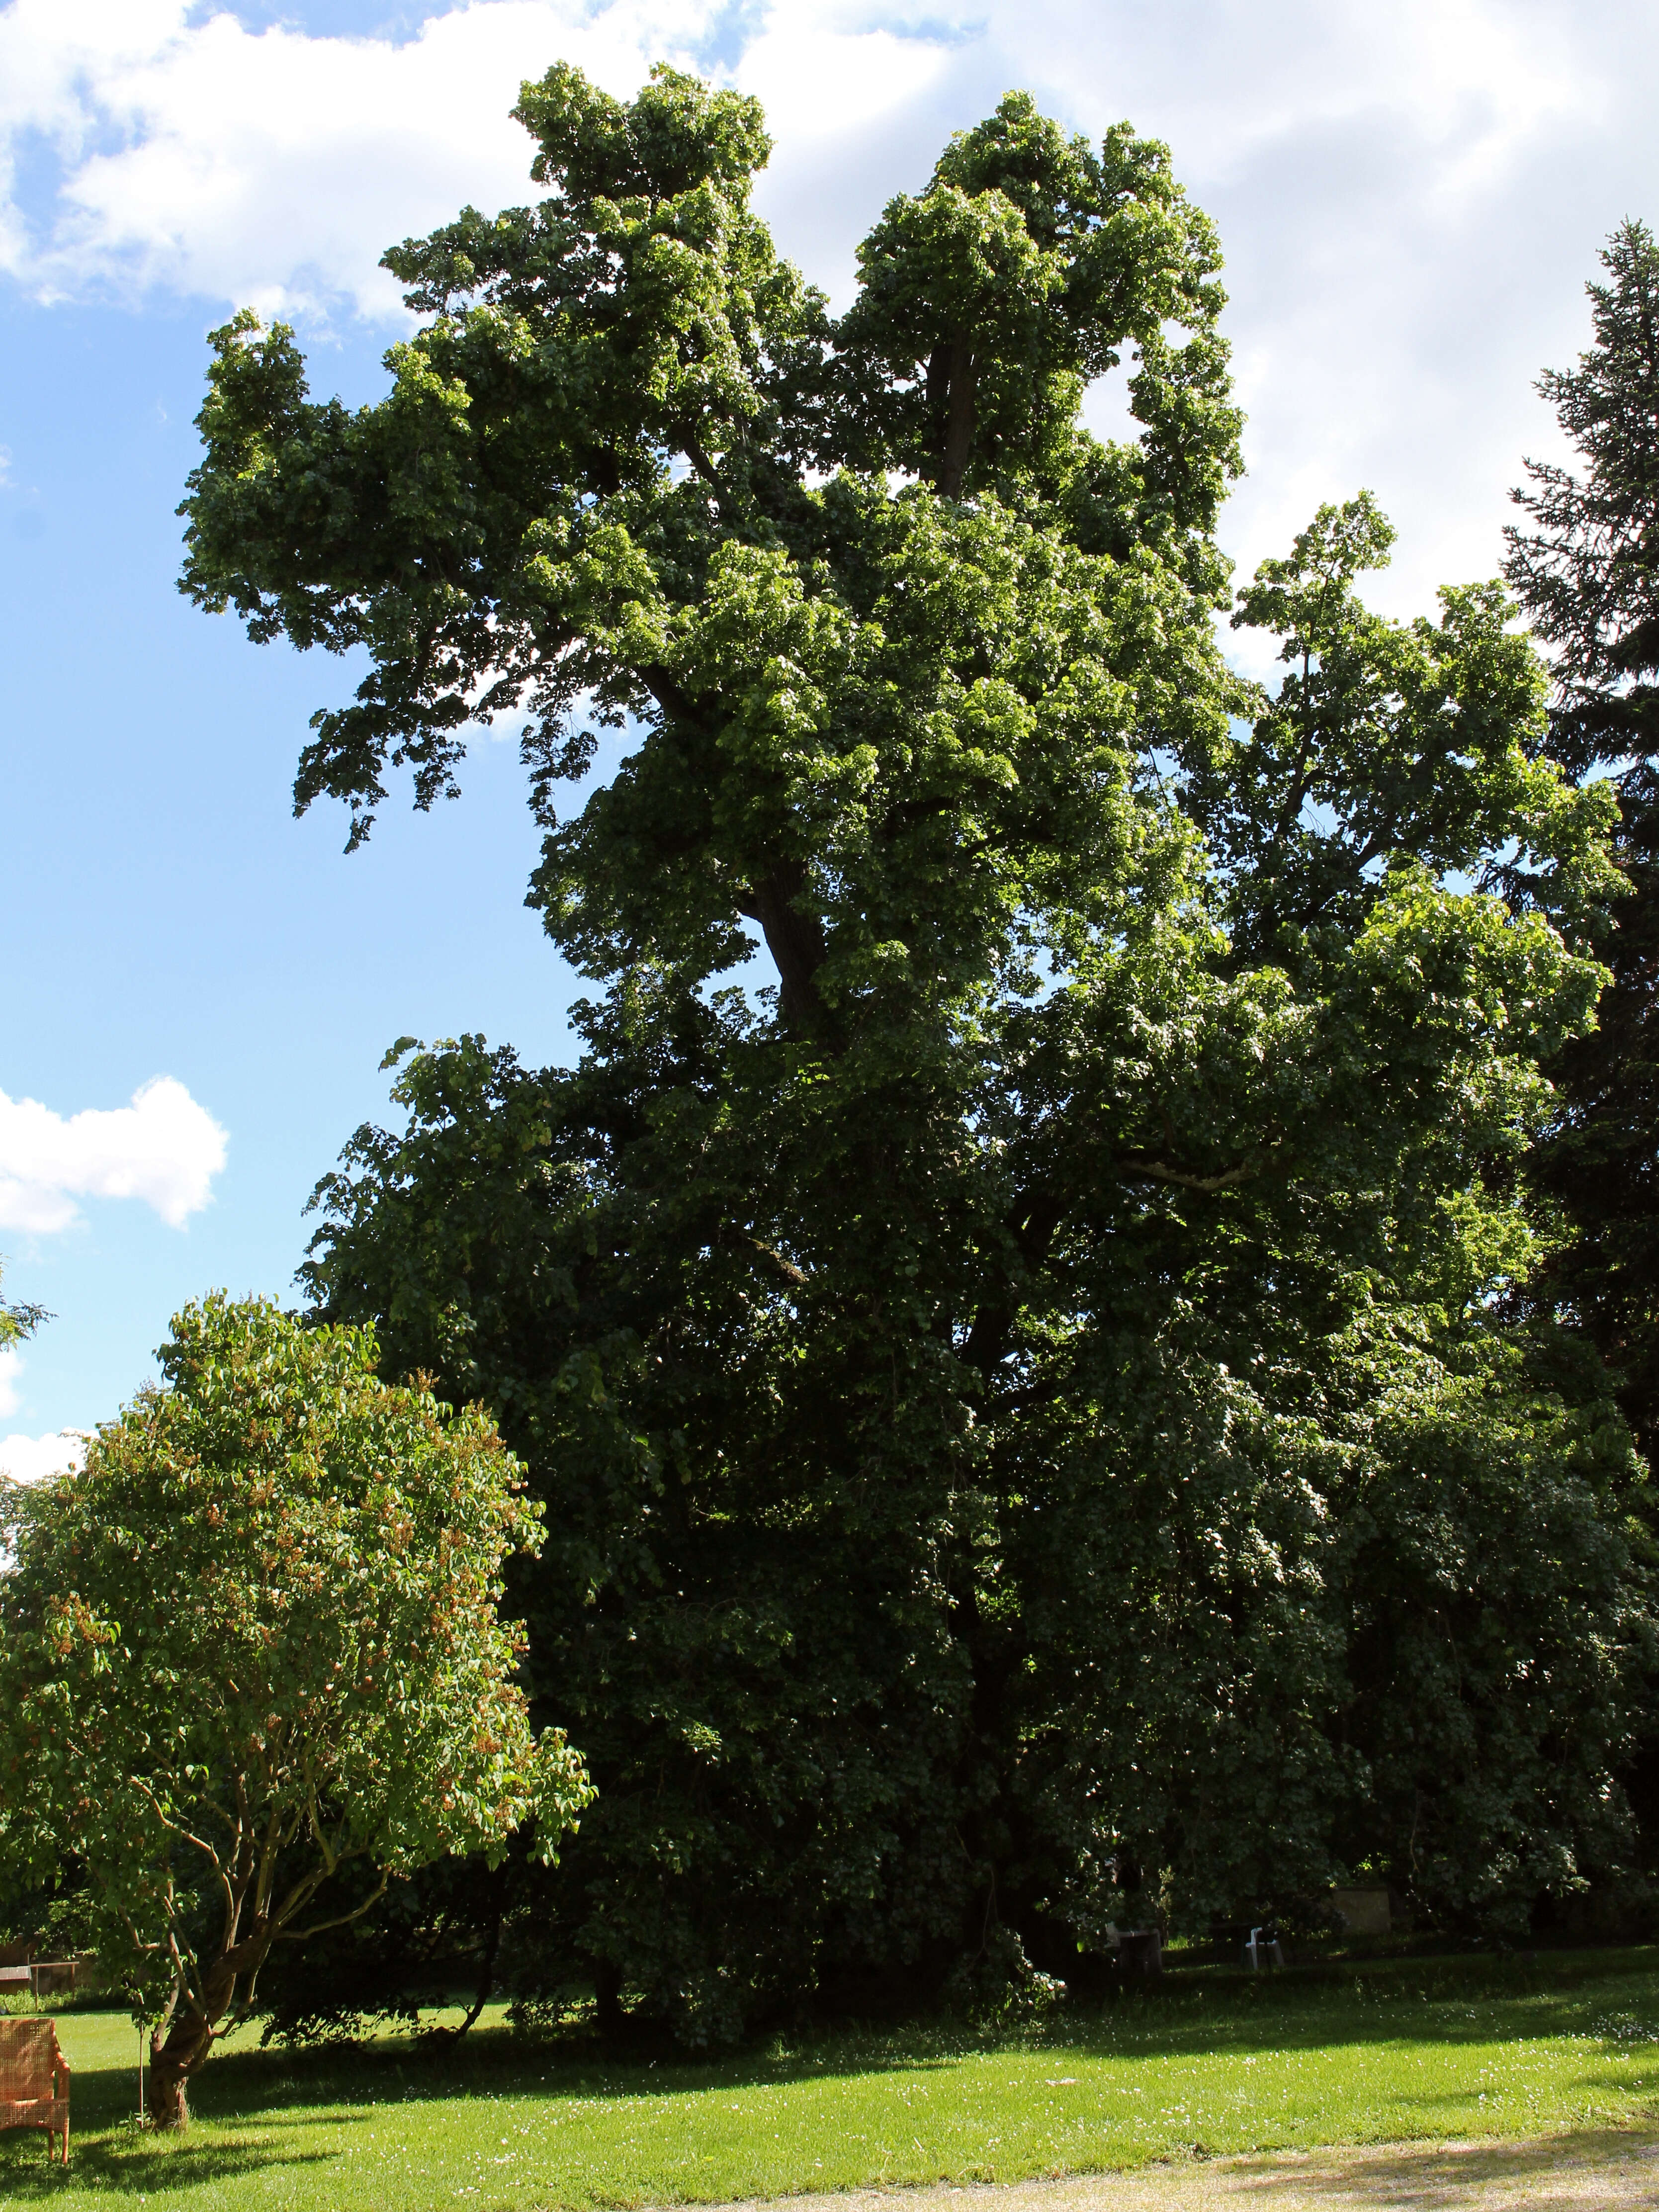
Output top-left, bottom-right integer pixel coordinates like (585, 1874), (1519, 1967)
(181, 68), (1648, 2038)
(1506, 220), (1659, 1468)
(0, 1296), (591, 2123)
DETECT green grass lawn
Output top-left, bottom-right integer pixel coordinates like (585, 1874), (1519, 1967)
(4, 1952), (1659, 2210)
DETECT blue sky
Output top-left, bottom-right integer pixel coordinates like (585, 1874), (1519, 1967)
(3, 0), (1659, 1469)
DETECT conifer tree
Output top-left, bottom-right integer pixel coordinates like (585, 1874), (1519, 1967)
(1506, 221), (1659, 1465)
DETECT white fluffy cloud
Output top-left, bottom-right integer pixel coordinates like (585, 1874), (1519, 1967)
(0, 1075), (228, 1235)
(0, 1), (690, 315)
(0, 0), (949, 319)
(0, 1426), (86, 1485)
(0, 1351), (86, 1484)
(3, 0), (1659, 617)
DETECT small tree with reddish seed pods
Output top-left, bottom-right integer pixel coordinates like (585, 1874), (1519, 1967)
(0, 1293), (592, 2129)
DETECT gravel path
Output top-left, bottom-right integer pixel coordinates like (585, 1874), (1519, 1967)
(716, 2131), (1659, 2210)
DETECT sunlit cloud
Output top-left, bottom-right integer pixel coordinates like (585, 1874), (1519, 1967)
(0, 1), (741, 317)
(0, 0), (1654, 630)
(0, 1349), (86, 1482)
(0, 1426), (86, 1485)
(0, 1075), (228, 1235)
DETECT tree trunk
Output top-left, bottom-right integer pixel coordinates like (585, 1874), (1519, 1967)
(739, 864), (831, 1039)
(931, 339), (978, 499)
(146, 1918), (277, 2128)
(148, 2010), (213, 2129)
(434, 1863), (508, 2043)
(593, 1955), (625, 2040)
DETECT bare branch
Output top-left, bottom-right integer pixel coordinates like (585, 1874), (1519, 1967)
(1117, 1133), (1289, 1192)
(275, 1872), (390, 1944)
(127, 1774), (234, 1907)
(1118, 1156), (1264, 1191)
(304, 1781), (337, 1869)
(721, 1229), (808, 1288)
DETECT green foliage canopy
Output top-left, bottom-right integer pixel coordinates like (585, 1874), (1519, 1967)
(179, 67), (1648, 2039)
(0, 1295), (590, 2119)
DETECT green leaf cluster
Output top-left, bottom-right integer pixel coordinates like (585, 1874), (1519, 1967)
(0, 1253), (45, 1354)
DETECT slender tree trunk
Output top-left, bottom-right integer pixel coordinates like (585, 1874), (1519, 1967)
(148, 2009), (213, 2129)
(436, 1864), (508, 2043)
(593, 1955), (625, 2040)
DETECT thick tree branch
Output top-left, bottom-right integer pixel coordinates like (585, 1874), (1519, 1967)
(720, 1228), (809, 1288)
(634, 663), (712, 735)
(737, 863), (831, 1037)
(927, 338), (979, 499)
(681, 426), (742, 523)
(961, 1186), (1066, 1378)
(1117, 1142), (1284, 1192)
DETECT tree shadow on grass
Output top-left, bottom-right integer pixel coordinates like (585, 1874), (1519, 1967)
(158, 1956), (1659, 2124)
(0, 2040), (370, 2203)
(9, 1955), (1659, 2198)
(0, 2124), (342, 2203)
(1229, 2125), (1659, 2207)
(1021, 1975), (1659, 2076)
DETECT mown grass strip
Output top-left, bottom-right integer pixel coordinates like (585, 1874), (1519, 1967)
(2, 1952), (1658, 2209)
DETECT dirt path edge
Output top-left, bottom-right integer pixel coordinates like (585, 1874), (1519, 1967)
(685, 2127), (1659, 2211)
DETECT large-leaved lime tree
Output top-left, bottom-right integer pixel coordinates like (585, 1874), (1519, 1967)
(178, 67), (1651, 2038)
(0, 1295), (591, 2124)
